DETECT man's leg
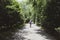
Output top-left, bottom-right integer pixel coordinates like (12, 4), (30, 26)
(30, 23), (31, 28)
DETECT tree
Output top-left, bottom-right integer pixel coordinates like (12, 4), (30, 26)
(0, 0), (24, 30)
(32, 0), (46, 25)
(42, 0), (60, 32)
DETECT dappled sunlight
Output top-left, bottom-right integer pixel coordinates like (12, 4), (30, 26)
(12, 23), (54, 40)
(22, 24), (50, 40)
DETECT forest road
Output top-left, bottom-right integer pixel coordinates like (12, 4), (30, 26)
(13, 23), (55, 40)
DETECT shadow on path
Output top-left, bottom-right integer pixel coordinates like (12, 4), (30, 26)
(36, 29), (60, 40)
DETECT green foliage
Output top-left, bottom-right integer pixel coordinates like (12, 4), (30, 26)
(31, 0), (47, 24)
(42, 0), (60, 31)
(0, 0), (24, 30)
(29, 0), (60, 32)
(18, 0), (34, 23)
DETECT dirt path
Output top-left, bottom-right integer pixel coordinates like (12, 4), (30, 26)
(12, 24), (55, 40)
